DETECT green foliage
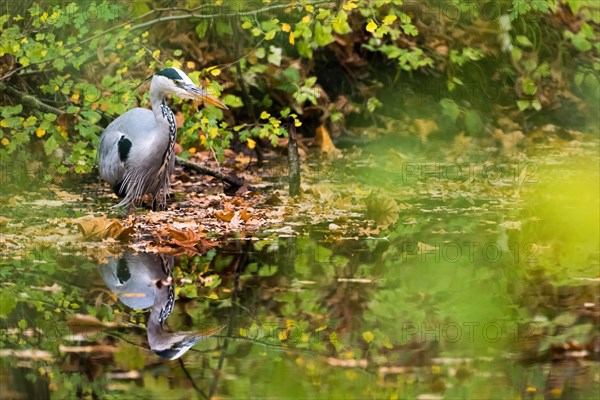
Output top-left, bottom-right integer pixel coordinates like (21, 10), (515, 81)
(0, 1), (151, 172)
(1, 0), (599, 174)
(510, 0), (556, 20)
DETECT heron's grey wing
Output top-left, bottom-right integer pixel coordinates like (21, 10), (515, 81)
(98, 124), (125, 188)
(98, 108), (156, 188)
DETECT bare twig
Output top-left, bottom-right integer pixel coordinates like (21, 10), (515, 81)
(178, 358), (208, 399)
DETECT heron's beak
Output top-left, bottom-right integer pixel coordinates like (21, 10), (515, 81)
(150, 324), (226, 360)
(189, 323), (227, 342)
(186, 84), (228, 110)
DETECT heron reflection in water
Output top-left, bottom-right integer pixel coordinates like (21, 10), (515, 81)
(98, 252), (223, 359)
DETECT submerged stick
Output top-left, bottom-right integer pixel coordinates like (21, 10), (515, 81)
(285, 117), (301, 196)
(175, 156), (257, 192)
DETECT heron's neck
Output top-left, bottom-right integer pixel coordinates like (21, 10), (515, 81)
(150, 93), (176, 135)
(147, 284), (175, 349)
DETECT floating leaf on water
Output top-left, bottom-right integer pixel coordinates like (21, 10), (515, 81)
(215, 210), (235, 222)
(499, 220), (522, 230)
(365, 192), (400, 229)
(0, 349), (53, 360)
(240, 209), (253, 221)
(165, 227), (203, 248)
(315, 124), (339, 155)
(74, 216), (134, 241)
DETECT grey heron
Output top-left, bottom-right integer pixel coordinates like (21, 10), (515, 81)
(99, 252), (224, 360)
(98, 67), (228, 209)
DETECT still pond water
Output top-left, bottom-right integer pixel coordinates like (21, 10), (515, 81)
(1, 138), (599, 399)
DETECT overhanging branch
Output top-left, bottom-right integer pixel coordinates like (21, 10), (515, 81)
(2, 83), (255, 190)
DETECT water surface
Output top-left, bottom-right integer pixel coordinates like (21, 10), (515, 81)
(1, 139), (598, 399)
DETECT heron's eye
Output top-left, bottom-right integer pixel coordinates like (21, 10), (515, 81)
(173, 80), (184, 87)
(171, 343), (180, 349)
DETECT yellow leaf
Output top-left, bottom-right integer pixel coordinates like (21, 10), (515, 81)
(200, 134), (207, 145)
(383, 15), (397, 25)
(186, 61), (196, 69)
(35, 128), (46, 138)
(343, 1), (358, 10)
(289, 31), (295, 45)
(315, 124), (338, 154)
(366, 20), (377, 33)
(124, 23), (131, 29)
(210, 68), (221, 76)
(362, 331), (374, 343)
(40, 12), (48, 22)
(329, 331), (339, 344)
(301, 15), (311, 24)
(247, 138), (256, 149)
(305, 5), (314, 13)
(279, 330), (287, 341)
(259, 111), (271, 119)
(281, 23), (291, 32)
(354, 187), (371, 195)
(189, 147), (196, 154)
(383, 337), (393, 349)
(152, 49), (160, 59)
(0, 120), (8, 128)
(294, 119), (302, 127)
(1, 138), (9, 146)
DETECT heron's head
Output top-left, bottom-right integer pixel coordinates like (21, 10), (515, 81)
(152, 67), (228, 109)
(149, 325), (225, 360)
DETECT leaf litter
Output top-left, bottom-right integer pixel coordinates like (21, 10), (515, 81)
(1, 135), (597, 264)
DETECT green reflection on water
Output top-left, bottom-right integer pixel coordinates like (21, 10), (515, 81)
(1, 140), (598, 399)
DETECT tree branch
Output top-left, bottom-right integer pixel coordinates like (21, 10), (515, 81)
(3, 83), (256, 190)
(1, 0), (334, 81)
(0, 83), (64, 115)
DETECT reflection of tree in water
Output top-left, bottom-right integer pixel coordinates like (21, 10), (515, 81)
(512, 267), (599, 399)
(99, 252), (222, 360)
(212, 238), (382, 354)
